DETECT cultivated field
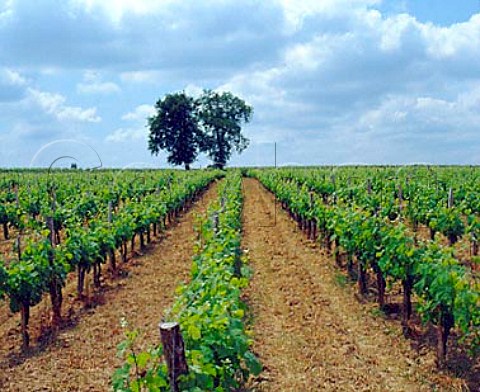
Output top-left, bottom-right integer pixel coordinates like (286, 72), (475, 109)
(0, 167), (478, 391)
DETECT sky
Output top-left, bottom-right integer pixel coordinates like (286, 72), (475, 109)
(0, 0), (480, 168)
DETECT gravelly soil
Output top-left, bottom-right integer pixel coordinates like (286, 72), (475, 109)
(0, 181), (219, 391)
(241, 178), (468, 392)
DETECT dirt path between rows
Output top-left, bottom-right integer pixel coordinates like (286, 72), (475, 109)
(242, 178), (465, 392)
(0, 181), (219, 391)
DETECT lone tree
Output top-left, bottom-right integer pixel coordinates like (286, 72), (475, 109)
(147, 92), (201, 170)
(147, 89), (252, 169)
(198, 90), (252, 169)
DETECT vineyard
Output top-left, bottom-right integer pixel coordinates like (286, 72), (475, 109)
(0, 167), (479, 391)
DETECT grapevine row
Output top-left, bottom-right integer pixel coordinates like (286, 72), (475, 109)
(113, 172), (261, 391)
(250, 168), (479, 368)
(0, 170), (222, 349)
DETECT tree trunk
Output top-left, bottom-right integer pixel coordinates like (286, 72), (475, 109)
(373, 263), (385, 309)
(472, 240), (479, 271)
(2, 222), (8, 240)
(185, 163), (190, 170)
(234, 253), (242, 278)
(20, 301), (30, 350)
(357, 257), (368, 296)
(324, 235), (332, 255)
(109, 250), (116, 272)
(93, 262), (101, 288)
(49, 279), (63, 325)
(130, 234), (135, 254)
(77, 266), (86, 297)
(402, 277), (413, 336)
(404, 278), (413, 318)
(121, 241), (128, 263)
(412, 219), (418, 232)
(16, 235), (22, 261)
(347, 254), (355, 279)
(448, 234), (458, 246)
(334, 239), (341, 267)
(436, 310), (454, 368)
(436, 324), (447, 369)
(140, 232), (145, 251)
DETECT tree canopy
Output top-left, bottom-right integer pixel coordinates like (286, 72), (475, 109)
(147, 92), (201, 170)
(147, 90), (252, 170)
(197, 90), (252, 169)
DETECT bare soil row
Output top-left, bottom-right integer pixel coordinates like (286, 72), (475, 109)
(241, 178), (474, 391)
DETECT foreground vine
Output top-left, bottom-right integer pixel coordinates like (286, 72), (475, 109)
(113, 172), (261, 391)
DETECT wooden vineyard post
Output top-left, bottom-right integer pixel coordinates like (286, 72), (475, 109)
(309, 192), (316, 240)
(447, 188), (458, 245)
(159, 322), (189, 392)
(16, 235), (22, 261)
(331, 174), (337, 204)
(472, 229), (478, 272)
(108, 201), (113, 224)
(46, 216), (62, 325)
(52, 188), (56, 211)
(14, 183), (19, 208)
(154, 186), (161, 236)
(14, 183), (23, 261)
(220, 196), (226, 212)
(211, 211), (219, 235)
(355, 180), (373, 297)
(447, 188), (454, 209)
(108, 201), (116, 272)
(398, 184), (403, 221)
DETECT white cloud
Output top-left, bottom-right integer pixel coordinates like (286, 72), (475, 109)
(105, 127), (147, 142)
(1, 0), (480, 165)
(28, 88), (101, 122)
(421, 14), (480, 59)
(458, 83), (480, 109)
(119, 71), (163, 84)
(121, 104), (155, 121)
(379, 13), (418, 52)
(0, 68), (28, 101)
(77, 81), (120, 94)
(2, 68), (28, 86)
(184, 83), (204, 98)
(278, 0), (380, 32)
(71, 0), (173, 24)
(77, 70), (120, 94)
(356, 90), (480, 142)
(214, 5), (480, 163)
(0, 0), (13, 21)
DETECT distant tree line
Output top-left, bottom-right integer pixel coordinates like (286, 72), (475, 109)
(147, 89), (252, 170)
